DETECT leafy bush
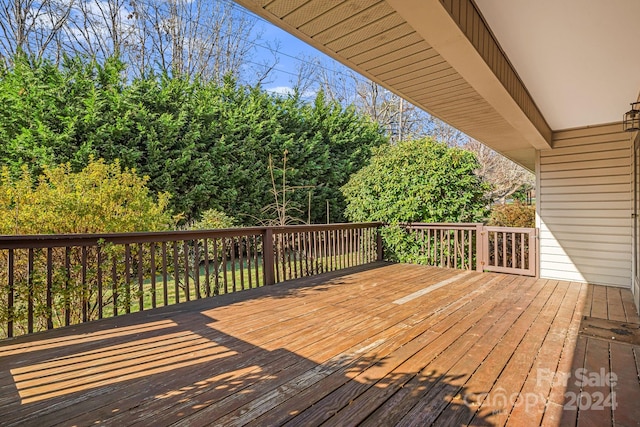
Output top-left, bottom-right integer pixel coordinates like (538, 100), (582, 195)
(487, 202), (535, 228)
(189, 209), (236, 230)
(0, 158), (175, 234)
(380, 224), (423, 263)
(342, 138), (489, 223)
(0, 159), (176, 336)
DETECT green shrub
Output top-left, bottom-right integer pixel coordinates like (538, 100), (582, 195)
(0, 159), (176, 336)
(189, 209), (236, 230)
(342, 138), (489, 223)
(0, 158), (175, 234)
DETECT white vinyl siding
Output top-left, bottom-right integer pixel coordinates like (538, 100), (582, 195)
(538, 123), (632, 288)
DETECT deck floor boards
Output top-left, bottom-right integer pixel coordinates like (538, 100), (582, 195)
(1, 262), (639, 426)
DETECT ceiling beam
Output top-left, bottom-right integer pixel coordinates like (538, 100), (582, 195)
(387, 0), (552, 150)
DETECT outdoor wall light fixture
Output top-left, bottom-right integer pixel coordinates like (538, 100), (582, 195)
(624, 102), (640, 131)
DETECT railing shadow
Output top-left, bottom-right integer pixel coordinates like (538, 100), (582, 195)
(0, 263), (491, 426)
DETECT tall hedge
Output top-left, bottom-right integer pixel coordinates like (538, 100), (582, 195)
(0, 55), (387, 224)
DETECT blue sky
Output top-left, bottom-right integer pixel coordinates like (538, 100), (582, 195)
(243, 8), (349, 95)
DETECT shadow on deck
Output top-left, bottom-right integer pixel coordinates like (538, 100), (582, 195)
(1, 262), (639, 426)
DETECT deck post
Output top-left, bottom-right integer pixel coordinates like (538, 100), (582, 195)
(376, 227), (384, 261)
(476, 224), (485, 272)
(263, 228), (275, 285)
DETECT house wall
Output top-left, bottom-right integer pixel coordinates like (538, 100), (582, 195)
(537, 122), (632, 288)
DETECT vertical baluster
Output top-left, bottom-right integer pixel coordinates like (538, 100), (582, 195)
(511, 232), (516, 268)
(358, 228), (363, 265)
(359, 228), (364, 265)
(322, 230), (326, 271)
(138, 243), (144, 310)
(521, 233), (526, 269)
(124, 244), (131, 314)
(112, 253), (118, 316)
(325, 230), (335, 271)
(222, 238), (229, 294)
(293, 233), (298, 277)
(328, 230), (333, 270)
(194, 240), (201, 299)
(47, 248), (54, 327)
(433, 228), (440, 266)
(502, 232), (507, 267)
(27, 248), (34, 333)
(438, 228), (442, 266)
(213, 238), (220, 295)
(345, 228), (350, 267)
(353, 228), (357, 266)
(162, 242), (168, 306)
(230, 237), (237, 292)
(282, 234), (288, 280)
(308, 232), (314, 273)
(81, 246), (88, 322)
(468, 230), (473, 270)
(315, 231), (320, 272)
(341, 229), (346, 269)
(372, 227), (376, 262)
(183, 241), (190, 301)
(239, 236), (245, 290)
(7, 249), (14, 338)
(351, 228), (356, 267)
(274, 235), (281, 282)
(447, 229), (451, 268)
(363, 228), (368, 264)
(292, 233), (298, 276)
(491, 231), (500, 267)
(454, 229), (459, 269)
(204, 238), (211, 296)
(317, 231), (322, 271)
(305, 232), (311, 274)
(286, 233), (292, 279)
(253, 236), (264, 287)
(298, 233), (304, 276)
(246, 236), (252, 289)
(173, 241), (180, 303)
(365, 227), (370, 263)
(150, 243), (156, 308)
(65, 247), (72, 324)
(97, 246), (103, 319)
(334, 230), (338, 270)
(336, 229), (345, 270)
(331, 229), (335, 268)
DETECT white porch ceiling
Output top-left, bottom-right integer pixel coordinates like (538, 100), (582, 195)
(475, 0), (640, 130)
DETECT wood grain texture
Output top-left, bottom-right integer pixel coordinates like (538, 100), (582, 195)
(1, 264), (638, 426)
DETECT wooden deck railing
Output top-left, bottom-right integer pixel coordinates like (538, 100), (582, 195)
(0, 221), (538, 339)
(482, 226), (537, 276)
(403, 223), (482, 270)
(0, 223), (381, 339)
(401, 223), (538, 276)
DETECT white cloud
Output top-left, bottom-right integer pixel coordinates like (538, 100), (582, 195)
(267, 86), (316, 98)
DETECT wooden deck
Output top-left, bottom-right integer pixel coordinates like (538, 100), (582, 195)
(1, 263), (639, 426)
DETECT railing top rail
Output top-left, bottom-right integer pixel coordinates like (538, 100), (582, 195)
(483, 226), (537, 233)
(0, 222), (384, 249)
(401, 222), (483, 230)
(271, 222), (382, 234)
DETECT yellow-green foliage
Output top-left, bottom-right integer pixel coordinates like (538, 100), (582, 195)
(0, 158), (175, 235)
(189, 209), (235, 230)
(0, 159), (176, 337)
(488, 202), (535, 228)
